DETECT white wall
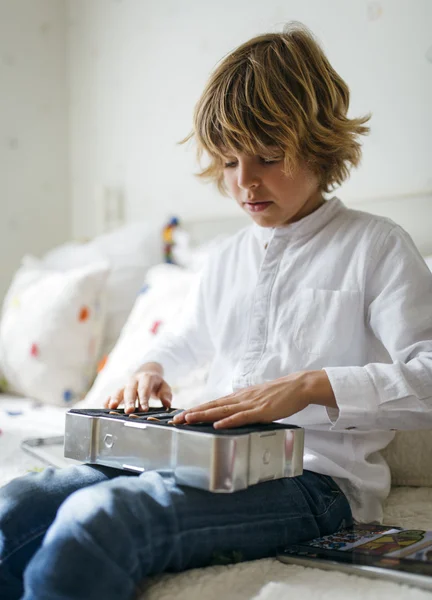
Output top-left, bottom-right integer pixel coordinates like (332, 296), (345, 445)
(0, 0), (70, 298)
(69, 1), (432, 246)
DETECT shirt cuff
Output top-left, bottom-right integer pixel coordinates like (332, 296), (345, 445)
(323, 366), (380, 431)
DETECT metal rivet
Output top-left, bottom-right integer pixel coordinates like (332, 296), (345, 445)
(104, 434), (114, 448)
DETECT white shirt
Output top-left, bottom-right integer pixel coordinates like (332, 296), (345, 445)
(139, 197), (432, 523)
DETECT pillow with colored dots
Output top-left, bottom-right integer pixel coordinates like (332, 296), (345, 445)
(0, 257), (109, 406)
(42, 221), (163, 357)
(76, 263), (208, 411)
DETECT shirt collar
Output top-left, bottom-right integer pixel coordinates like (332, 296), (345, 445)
(252, 197), (344, 243)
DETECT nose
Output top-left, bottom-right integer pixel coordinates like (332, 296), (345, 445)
(237, 161), (260, 190)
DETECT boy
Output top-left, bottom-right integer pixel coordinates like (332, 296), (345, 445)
(1, 22), (431, 600)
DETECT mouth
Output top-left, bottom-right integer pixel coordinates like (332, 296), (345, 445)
(243, 201), (273, 213)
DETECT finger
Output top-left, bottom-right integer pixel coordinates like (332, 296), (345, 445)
(137, 375), (152, 412)
(183, 403), (240, 424)
(190, 396), (237, 412)
(214, 408), (262, 429)
(123, 380), (139, 413)
(108, 388), (124, 409)
(156, 382), (172, 410)
(173, 396), (238, 423)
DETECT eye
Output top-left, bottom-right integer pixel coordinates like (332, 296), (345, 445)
(223, 160), (238, 168)
(260, 157), (283, 165)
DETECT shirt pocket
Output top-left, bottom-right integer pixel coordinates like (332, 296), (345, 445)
(292, 288), (361, 356)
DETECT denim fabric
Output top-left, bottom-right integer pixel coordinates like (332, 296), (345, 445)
(0, 466), (352, 600)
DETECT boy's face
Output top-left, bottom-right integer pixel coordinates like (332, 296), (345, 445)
(221, 150), (323, 228)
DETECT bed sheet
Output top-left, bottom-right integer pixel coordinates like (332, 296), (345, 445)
(0, 394), (69, 486)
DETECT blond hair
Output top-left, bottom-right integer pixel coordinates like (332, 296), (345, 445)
(182, 22), (370, 194)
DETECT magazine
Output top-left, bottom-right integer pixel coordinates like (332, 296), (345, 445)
(277, 524), (432, 591)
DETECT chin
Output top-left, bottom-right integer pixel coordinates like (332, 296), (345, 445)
(248, 213), (281, 228)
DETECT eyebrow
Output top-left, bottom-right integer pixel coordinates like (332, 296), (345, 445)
(219, 147), (283, 159)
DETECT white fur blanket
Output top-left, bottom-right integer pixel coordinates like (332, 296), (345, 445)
(1, 395), (432, 600)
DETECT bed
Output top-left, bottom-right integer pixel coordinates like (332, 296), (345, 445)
(1, 197), (432, 599)
(2, 393), (432, 600)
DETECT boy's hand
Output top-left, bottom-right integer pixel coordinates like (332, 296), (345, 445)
(172, 371), (335, 429)
(103, 362), (172, 413)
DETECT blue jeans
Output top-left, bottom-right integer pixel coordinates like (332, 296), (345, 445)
(0, 465), (352, 600)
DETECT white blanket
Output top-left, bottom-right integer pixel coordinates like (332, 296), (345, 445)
(1, 394), (432, 600)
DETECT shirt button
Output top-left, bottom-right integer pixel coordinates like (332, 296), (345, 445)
(264, 243), (268, 250)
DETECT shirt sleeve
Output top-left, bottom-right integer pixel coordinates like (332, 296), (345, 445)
(132, 260), (215, 383)
(324, 224), (432, 431)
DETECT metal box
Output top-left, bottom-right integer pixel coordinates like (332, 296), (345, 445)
(64, 408), (304, 492)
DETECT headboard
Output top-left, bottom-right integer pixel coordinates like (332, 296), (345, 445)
(182, 192), (432, 257)
(182, 214), (249, 247)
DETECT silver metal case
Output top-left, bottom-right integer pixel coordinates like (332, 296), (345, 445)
(64, 410), (304, 492)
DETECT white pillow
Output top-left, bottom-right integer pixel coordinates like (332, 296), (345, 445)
(76, 263), (208, 410)
(172, 230), (229, 272)
(382, 431), (432, 487)
(42, 221), (162, 356)
(0, 258), (109, 406)
(0, 363), (6, 392)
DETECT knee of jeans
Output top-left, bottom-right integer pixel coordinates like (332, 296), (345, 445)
(0, 470), (57, 560)
(45, 482), (148, 576)
(55, 484), (107, 522)
(1, 470), (49, 513)
(47, 483), (121, 546)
